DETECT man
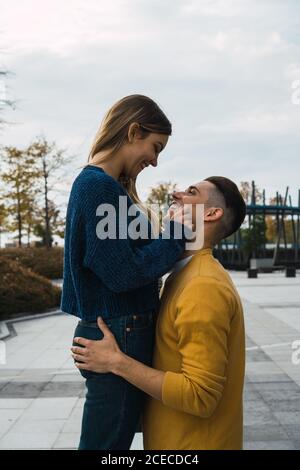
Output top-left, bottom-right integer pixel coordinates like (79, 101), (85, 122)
(71, 176), (246, 450)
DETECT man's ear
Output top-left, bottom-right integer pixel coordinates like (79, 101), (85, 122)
(128, 122), (140, 143)
(204, 207), (224, 222)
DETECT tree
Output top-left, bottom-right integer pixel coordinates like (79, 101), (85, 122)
(241, 215), (266, 260)
(265, 215), (276, 242)
(240, 181), (262, 204)
(146, 181), (178, 227)
(27, 137), (70, 248)
(1, 147), (40, 247)
(23, 196), (41, 247)
(266, 216), (295, 244)
(33, 199), (65, 245)
(0, 69), (15, 129)
(0, 201), (8, 248)
(240, 182), (251, 204)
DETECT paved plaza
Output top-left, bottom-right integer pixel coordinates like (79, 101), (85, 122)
(0, 271), (300, 450)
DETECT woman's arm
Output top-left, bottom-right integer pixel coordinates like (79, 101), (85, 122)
(81, 175), (191, 292)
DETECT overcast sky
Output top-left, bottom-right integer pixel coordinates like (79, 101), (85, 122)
(1, 0), (300, 210)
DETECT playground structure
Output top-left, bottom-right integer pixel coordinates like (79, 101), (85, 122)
(214, 182), (300, 271)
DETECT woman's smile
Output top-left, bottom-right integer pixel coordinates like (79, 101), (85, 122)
(139, 161), (150, 171)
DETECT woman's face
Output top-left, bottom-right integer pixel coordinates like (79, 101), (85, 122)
(124, 131), (169, 178)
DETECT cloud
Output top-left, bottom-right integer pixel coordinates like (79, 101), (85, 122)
(0, 0), (132, 56)
(0, 0), (300, 210)
(196, 110), (300, 135)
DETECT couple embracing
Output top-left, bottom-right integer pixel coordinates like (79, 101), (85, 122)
(61, 94), (246, 450)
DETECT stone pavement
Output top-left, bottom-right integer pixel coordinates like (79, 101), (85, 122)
(0, 271), (300, 450)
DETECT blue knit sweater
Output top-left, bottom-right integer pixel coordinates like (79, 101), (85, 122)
(61, 165), (187, 321)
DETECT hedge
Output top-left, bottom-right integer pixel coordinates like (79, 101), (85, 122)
(0, 257), (61, 318)
(0, 247), (64, 279)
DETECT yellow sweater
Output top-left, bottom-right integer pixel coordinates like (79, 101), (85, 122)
(143, 248), (245, 450)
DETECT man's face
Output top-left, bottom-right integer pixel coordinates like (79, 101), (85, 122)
(169, 180), (216, 226)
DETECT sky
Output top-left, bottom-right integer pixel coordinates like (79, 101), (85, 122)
(0, 0), (300, 223)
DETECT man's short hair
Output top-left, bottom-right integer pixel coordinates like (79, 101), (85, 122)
(204, 176), (246, 239)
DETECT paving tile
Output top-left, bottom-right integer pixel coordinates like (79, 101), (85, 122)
(0, 431), (59, 449)
(10, 418), (66, 434)
(39, 381), (85, 398)
(20, 397), (78, 421)
(258, 389), (300, 402)
(0, 408), (25, 421)
(0, 273), (299, 450)
(50, 373), (84, 383)
(0, 382), (47, 398)
(244, 401), (279, 427)
(74, 398), (85, 409)
(0, 419), (15, 440)
(274, 411), (300, 426)
(252, 381), (299, 391)
(0, 398), (33, 409)
(130, 432), (143, 450)
(61, 419), (81, 433)
(67, 406), (84, 422)
(0, 369), (23, 379)
(248, 374), (292, 383)
(52, 432), (80, 449)
(0, 382), (9, 392)
(246, 350), (272, 362)
(243, 390), (261, 401)
(244, 440), (295, 450)
(282, 425), (300, 441)
(244, 399), (272, 413)
(267, 399), (300, 412)
(244, 411), (279, 427)
(245, 337), (257, 348)
(246, 362), (286, 375)
(244, 425), (290, 441)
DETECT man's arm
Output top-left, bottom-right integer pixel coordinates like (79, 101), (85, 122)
(112, 352), (165, 402)
(72, 278), (233, 417)
(161, 277), (233, 417)
(72, 317), (165, 401)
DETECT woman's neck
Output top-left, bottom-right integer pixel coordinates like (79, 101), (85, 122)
(89, 151), (124, 181)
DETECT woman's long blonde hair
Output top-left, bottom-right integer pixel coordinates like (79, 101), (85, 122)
(87, 94), (172, 235)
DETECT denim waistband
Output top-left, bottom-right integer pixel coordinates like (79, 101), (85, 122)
(78, 310), (156, 328)
(78, 320), (102, 328)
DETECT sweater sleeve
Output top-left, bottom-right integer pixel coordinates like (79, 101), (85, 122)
(81, 175), (188, 293)
(162, 277), (234, 418)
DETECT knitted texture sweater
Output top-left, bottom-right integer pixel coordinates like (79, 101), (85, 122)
(61, 165), (187, 321)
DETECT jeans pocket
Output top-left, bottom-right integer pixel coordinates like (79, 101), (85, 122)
(73, 318), (126, 380)
(125, 312), (156, 366)
(130, 312), (155, 331)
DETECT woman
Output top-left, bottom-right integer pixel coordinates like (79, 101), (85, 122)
(61, 95), (191, 450)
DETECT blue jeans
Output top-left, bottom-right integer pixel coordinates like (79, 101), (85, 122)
(73, 311), (156, 450)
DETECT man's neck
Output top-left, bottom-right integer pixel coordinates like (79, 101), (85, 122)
(180, 243), (213, 260)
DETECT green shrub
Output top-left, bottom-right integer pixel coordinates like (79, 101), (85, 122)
(0, 247), (64, 279)
(0, 257), (61, 318)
